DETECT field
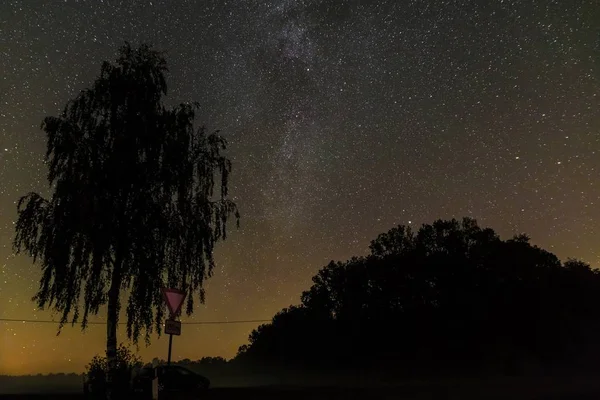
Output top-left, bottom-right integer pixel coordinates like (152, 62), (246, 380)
(2, 377), (600, 400)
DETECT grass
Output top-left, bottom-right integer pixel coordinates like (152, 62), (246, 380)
(2, 376), (600, 399)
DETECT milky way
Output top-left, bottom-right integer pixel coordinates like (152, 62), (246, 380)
(0, 0), (598, 374)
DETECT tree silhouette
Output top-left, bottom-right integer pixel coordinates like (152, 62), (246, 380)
(237, 218), (600, 377)
(13, 43), (239, 398)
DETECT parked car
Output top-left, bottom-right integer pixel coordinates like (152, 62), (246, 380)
(131, 365), (210, 399)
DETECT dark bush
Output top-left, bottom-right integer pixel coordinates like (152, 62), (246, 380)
(84, 344), (142, 398)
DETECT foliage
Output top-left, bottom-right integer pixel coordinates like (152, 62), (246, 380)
(236, 217), (600, 376)
(150, 356), (229, 367)
(86, 344), (143, 377)
(85, 344), (142, 393)
(12, 42), (240, 345)
(198, 356), (228, 366)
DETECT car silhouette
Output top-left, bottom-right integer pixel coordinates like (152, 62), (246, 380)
(131, 365), (210, 399)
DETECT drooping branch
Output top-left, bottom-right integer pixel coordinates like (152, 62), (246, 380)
(14, 42), (240, 346)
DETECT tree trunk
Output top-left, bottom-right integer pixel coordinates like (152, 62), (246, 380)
(105, 267), (122, 400)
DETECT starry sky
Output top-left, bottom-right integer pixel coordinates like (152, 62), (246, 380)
(1, 0), (599, 375)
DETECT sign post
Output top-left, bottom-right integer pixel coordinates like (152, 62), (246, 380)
(151, 358), (159, 400)
(167, 334), (173, 366)
(161, 288), (186, 366)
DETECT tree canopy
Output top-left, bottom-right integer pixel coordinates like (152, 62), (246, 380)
(236, 218), (600, 376)
(13, 42), (239, 347)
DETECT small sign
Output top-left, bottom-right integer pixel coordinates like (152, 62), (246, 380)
(165, 319), (181, 336)
(161, 288), (186, 317)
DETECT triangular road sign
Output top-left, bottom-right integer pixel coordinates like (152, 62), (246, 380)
(161, 288), (186, 318)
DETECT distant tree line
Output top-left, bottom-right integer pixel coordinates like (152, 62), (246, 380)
(234, 218), (600, 377)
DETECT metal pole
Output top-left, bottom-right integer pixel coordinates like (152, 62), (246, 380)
(167, 333), (173, 365)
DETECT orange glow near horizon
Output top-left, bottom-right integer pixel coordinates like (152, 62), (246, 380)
(1, 0), (599, 377)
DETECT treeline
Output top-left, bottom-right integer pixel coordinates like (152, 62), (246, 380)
(234, 218), (600, 377)
(0, 373), (83, 378)
(148, 356), (228, 368)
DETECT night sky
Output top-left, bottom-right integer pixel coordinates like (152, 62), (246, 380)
(1, 0), (599, 375)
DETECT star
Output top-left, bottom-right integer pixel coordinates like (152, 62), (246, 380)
(0, 0), (598, 375)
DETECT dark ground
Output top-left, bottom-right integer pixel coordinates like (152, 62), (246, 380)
(2, 380), (600, 400)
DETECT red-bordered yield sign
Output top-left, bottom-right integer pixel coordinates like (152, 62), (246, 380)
(161, 288), (186, 318)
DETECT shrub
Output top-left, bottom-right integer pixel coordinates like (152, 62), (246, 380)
(84, 344), (142, 397)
